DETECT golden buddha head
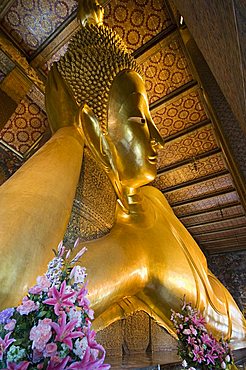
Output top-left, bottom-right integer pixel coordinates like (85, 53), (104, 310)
(57, 2), (163, 208)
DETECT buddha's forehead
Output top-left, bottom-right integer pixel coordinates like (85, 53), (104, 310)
(108, 70), (147, 119)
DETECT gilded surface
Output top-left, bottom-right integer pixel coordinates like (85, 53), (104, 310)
(0, 0), (245, 350)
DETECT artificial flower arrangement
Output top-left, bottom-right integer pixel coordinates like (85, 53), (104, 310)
(170, 299), (238, 370)
(0, 240), (110, 370)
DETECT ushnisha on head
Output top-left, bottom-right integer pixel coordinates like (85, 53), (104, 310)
(57, 0), (163, 212)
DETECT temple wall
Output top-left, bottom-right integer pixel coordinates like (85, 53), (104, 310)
(208, 251), (246, 314)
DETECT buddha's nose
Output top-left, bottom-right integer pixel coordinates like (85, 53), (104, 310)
(148, 119), (164, 149)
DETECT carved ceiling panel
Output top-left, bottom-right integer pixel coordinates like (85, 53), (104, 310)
(157, 124), (218, 169)
(138, 35), (193, 103)
(0, 96), (48, 155)
(152, 87), (207, 138)
(196, 227), (246, 243)
(154, 152), (226, 189)
(173, 191), (239, 217)
(1, 0), (77, 55)
(104, 0), (173, 52)
(0, 145), (22, 185)
(180, 205), (245, 227)
(0, 50), (15, 76)
(164, 174), (234, 205)
(188, 216), (246, 235)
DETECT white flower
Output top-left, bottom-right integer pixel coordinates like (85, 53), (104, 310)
(73, 337), (88, 359)
(188, 368), (196, 370)
(70, 265), (87, 284)
(225, 355), (230, 362)
(221, 361), (226, 369)
(182, 359), (188, 368)
(68, 307), (82, 327)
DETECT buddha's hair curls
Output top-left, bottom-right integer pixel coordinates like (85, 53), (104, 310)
(58, 24), (142, 133)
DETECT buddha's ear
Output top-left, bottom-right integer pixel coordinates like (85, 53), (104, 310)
(79, 104), (112, 170)
(79, 104), (130, 214)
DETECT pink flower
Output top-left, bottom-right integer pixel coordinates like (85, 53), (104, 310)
(205, 352), (218, 365)
(47, 356), (70, 370)
(51, 311), (82, 349)
(5, 361), (30, 370)
(44, 342), (57, 358)
(4, 319), (16, 331)
(192, 313), (206, 328)
(193, 344), (205, 363)
(29, 319), (52, 351)
(0, 332), (15, 360)
(76, 283), (90, 309)
(37, 276), (51, 290)
(43, 281), (76, 315)
(183, 329), (191, 335)
(17, 298), (38, 315)
(28, 286), (43, 295)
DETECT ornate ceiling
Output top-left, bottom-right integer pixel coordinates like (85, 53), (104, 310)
(0, 0), (245, 256)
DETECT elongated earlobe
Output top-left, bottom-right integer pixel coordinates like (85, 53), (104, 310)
(79, 104), (129, 213)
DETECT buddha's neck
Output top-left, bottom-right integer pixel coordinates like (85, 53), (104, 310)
(116, 187), (154, 225)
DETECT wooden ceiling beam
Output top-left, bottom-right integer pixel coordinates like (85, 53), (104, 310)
(183, 214), (246, 228)
(150, 80), (197, 111)
(160, 169), (229, 193)
(157, 147), (221, 174)
(170, 188), (235, 207)
(196, 232), (246, 243)
(176, 201), (241, 218)
(189, 222), (246, 236)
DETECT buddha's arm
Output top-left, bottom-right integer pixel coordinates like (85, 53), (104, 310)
(0, 126), (84, 309)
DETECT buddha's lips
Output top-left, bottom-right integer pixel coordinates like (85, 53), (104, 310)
(148, 155), (157, 164)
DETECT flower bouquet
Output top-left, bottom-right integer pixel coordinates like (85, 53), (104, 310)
(170, 299), (238, 370)
(0, 240), (110, 369)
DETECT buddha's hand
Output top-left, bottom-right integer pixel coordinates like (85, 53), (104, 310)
(45, 63), (82, 135)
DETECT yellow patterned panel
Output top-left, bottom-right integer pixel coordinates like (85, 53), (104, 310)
(104, 0), (173, 52)
(152, 87), (208, 138)
(153, 152), (226, 189)
(180, 205), (245, 226)
(164, 174), (234, 204)
(138, 34), (193, 103)
(188, 217), (246, 235)
(0, 97), (48, 155)
(157, 124), (218, 169)
(173, 191), (239, 217)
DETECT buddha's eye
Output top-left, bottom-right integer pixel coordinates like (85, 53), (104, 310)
(128, 116), (146, 125)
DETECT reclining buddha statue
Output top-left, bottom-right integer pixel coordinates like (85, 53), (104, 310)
(0, 0), (245, 349)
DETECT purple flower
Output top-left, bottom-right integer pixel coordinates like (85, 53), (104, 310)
(0, 308), (14, 325)
(17, 298), (38, 315)
(47, 356), (70, 370)
(5, 361), (30, 370)
(0, 332), (15, 361)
